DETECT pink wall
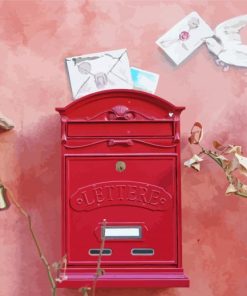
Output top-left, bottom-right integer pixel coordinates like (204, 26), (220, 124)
(0, 1), (247, 295)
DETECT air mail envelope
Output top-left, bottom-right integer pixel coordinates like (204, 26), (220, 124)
(156, 11), (214, 65)
(130, 67), (159, 94)
(66, 49), (133, 99)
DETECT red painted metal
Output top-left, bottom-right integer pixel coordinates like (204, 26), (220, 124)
(56, 89), (189, 288)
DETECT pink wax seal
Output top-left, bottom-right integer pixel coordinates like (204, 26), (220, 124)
(179, 31), (190, 41)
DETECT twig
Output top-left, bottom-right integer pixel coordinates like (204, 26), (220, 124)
(92, 219), (107, 296)
(79, 287), (90, 296)
(5, 185), (57, 295)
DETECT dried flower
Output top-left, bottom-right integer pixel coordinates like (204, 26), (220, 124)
(185, 122), (247, 198)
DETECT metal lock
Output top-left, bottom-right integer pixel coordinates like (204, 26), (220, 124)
(116, 161), (126, 172)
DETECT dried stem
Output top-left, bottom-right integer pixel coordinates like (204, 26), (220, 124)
(5, 185), (57, 295)
(198, 147), (247, 198)
(79, 287), (90, 296)
(3, 184), (109, 296)
(92, 219), (107, 296)
(186, 122), (247, 198)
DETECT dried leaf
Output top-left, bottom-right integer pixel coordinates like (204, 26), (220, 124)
(239, 167), (247, 177)
(96, 268), (105, 276)
(188, 122), (203, 145)
(191, 163), (201, 171)
(225, 145), (242, 155)
(238, 184), (247, 196)
(56, 274), (68, 283)
(225, 183), (237, 195)
(213, 140), (226, 151)
(0, 113), (14, 130)
(79, 287), (91, 296)
(51, 262), (60, 270)
(224, 156), (239, 175)
(235, 153), (247, 176)
(184, 154), (203, 171)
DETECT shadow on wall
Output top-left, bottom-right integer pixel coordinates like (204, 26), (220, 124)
(14, 113), (62, 294)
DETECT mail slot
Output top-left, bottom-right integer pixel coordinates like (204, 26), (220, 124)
(56, 89), (189, 288)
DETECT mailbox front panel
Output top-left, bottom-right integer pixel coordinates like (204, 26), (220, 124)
(66, 155), (177, 266)
(56, 89), (189, 288)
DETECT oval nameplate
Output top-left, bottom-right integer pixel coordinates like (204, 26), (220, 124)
(70, 181), (173, 212)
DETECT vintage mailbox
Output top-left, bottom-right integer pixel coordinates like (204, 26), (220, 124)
(56, 89), (189, 288)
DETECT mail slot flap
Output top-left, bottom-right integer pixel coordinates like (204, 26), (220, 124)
(67, 121), (174, 138)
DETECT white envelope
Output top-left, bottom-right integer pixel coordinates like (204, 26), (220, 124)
(66, 49), (133, 99)
(156, 11), (214, 65)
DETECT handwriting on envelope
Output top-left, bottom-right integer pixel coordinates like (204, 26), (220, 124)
(66, 49), (133, 99)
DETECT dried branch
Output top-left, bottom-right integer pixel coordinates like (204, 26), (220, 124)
(184, 122), (247, 198)
(2, 183), (108, 296)
(92, 219), (107, 296)
(78, 219), (107, 296)
(4, 185), (57, 295)
(79, 287), (91, 296)
(53, 253), (68, 285)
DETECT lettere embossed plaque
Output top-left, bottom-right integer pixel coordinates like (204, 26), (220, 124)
(56, 89), (189, 288)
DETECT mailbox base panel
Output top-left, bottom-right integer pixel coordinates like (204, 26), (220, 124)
(57, 269), (189, 288)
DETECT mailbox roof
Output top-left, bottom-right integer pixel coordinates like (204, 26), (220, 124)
(56, 89), (185, 119)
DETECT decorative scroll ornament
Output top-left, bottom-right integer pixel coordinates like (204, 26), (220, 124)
(83, 105), (156, 121)
(64, 138), (176, 150)
(106, 105), (156, 121)
(107, 105), (135, 120)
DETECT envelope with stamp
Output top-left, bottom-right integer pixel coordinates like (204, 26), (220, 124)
(66, 49), (133, 99)
(156, 11), (214, 65)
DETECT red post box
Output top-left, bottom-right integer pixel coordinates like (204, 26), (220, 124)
(56, 89), (189, 288)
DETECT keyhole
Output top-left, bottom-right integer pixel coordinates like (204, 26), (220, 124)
(116, 161), (126, 172)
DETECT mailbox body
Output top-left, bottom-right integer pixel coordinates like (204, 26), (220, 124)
(56, 89), (189, 288)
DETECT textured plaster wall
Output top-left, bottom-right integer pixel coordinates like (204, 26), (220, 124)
(0, 1), (247, 295)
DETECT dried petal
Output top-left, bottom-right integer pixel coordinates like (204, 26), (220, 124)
(225, 145), (242, 155)
(191, 163), (201, 171)
(213, 140), (226, 151)
(184, 154), (203, 171)
(225, 183), (237, 195)
(188, 122), (203, 145)
(239, 167), (247, 177)
(0, 114), (14, 131)
(184, 154), (203, 166)
(225, 156), (240, 175)
(235, 153), (247, 176)
(52, 262), (60, 270)
(238, 184), (247, 195)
